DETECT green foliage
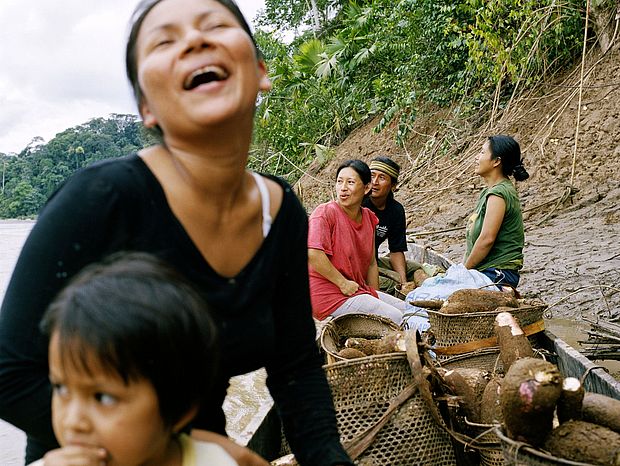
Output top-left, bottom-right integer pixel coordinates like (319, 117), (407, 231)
(258, 0), (349, 32)
(251, 0), (585, 182)
(457, 0), (583, 101)
(3, 1), (589, 212)
(0, 114), (150, 218)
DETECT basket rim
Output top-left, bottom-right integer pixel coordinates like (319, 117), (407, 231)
(437, 347), (501, 363)
(319, 313), (400, 362)
(322, 351), (407, 369)
(426, 303), (547, 318)
(493, 427), (595, 466)
(324, 312), (401, 327)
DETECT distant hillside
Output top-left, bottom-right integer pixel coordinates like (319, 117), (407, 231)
(0, 114), (154, 218)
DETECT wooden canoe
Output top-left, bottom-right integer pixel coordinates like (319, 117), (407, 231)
(240, 244), (620, 462)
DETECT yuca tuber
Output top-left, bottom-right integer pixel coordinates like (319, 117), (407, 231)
(441, 368), (489, 422)
(440, 289), (518, 314)
(500, 357), (563, 446)
(582, 393), (620, 434)
(399, 281), (417, 296)
(413, 268), (429, 287)
(374, 331), (406, 354)
(344, 331), (406, 356)
(544, 420), (620, 465)
(495, 311), (533, 372)
(344, 337), (379, 355)
(337, 348), (367, 359)
(479, 376), (503, 424)
(409, 299), (443, 309)
(557, 377), (584, 423)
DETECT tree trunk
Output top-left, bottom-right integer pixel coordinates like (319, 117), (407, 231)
(591, 0), (619, 53)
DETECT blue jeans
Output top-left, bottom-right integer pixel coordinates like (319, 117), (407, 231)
(481, 268), (520, 289)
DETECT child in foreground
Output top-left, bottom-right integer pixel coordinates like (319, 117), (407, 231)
(30, 252), (243, 466)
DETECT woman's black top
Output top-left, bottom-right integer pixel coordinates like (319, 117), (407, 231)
(0, 154), (351, 465)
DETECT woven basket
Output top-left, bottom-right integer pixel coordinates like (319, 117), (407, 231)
(494, 427), (594, 465)
(440, 347), (549, 375)
(465, 424), (505, 466)
(428, 302), (546, 360)
(439, 350), (506, 465)
(327, 353), (456, 465)
(440, 347), (505, 373)
(319, 313), (400, 364)
(273, 353), (457, 465)
(438, 347), (550, 465)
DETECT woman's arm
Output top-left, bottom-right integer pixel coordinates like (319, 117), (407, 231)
(0, 167), (126, 455)
(464, 195), (505, 269)
(366, 237), (379, 289)
(308, 248), (359, 296)
(267, 197), (353, 466)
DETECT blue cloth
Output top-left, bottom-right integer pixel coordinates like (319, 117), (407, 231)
(403, 264), (494, 331)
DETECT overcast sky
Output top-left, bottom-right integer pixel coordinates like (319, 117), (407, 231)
(0, 0), (265, 154)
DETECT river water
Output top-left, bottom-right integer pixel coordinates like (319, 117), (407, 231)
(0, 220), (31, 465)
(0, 220), (272, 464)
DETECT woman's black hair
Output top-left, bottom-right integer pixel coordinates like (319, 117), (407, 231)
(40, 252), (218, 430)
(336, 159), (371, 185)
(488, 135), (530, 182)
(125, 0), (261, 138)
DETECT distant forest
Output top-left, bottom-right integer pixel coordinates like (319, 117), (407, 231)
(1, 0), (615, 218)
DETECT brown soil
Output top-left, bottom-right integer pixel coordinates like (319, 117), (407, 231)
(296, 45), (620, 322)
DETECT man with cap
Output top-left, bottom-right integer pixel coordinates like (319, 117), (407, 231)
(362, 156), (421, 294)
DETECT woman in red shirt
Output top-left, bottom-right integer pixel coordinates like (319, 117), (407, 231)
(308, 160), (407, 324)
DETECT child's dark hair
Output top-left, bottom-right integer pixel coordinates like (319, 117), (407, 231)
(488, 135), (530, 182)
(40, 252), (218, 429)
(336, 159), (371, 185)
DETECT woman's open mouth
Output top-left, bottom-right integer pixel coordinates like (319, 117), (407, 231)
(183, 65), (229, 90)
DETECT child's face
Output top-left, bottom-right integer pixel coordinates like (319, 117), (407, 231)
(49, 332), (177, 466)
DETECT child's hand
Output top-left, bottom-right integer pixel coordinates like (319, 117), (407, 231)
(41, 445), (107, 466)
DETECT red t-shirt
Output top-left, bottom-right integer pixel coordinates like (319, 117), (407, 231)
(308, 201), (379, 320)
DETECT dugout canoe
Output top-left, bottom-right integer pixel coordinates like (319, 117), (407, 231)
(241, 243), (620, 462)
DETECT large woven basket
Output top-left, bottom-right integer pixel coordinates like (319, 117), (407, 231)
(439, 347), (549, 465)
(319, 313), (400, 364)
(440, 346), (548, 374)
(439, 349), (506, 465)
(272, 353), (457, 465)
(440, 347), (505, 373)
(428, 302), (546, 360)
(494, 427), (594, 465)
(327, 353), (457, 465)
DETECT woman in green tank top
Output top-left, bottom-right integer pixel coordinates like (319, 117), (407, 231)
(464, 135), (530, 289)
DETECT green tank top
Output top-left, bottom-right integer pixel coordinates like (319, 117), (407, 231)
(465, 179), (524, 271)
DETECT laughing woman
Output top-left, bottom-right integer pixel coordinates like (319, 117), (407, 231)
(464, 135), (530, 289)
(0, 1), (351, 465)
(308, 160), (408, 325)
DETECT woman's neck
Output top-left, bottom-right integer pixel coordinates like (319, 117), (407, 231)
(482, 171), (508, 188)
(338, 202), (363, 222)
(140, 137), (251, 211)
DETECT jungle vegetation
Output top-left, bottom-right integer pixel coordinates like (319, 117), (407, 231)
(1, 0), (614, 218)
